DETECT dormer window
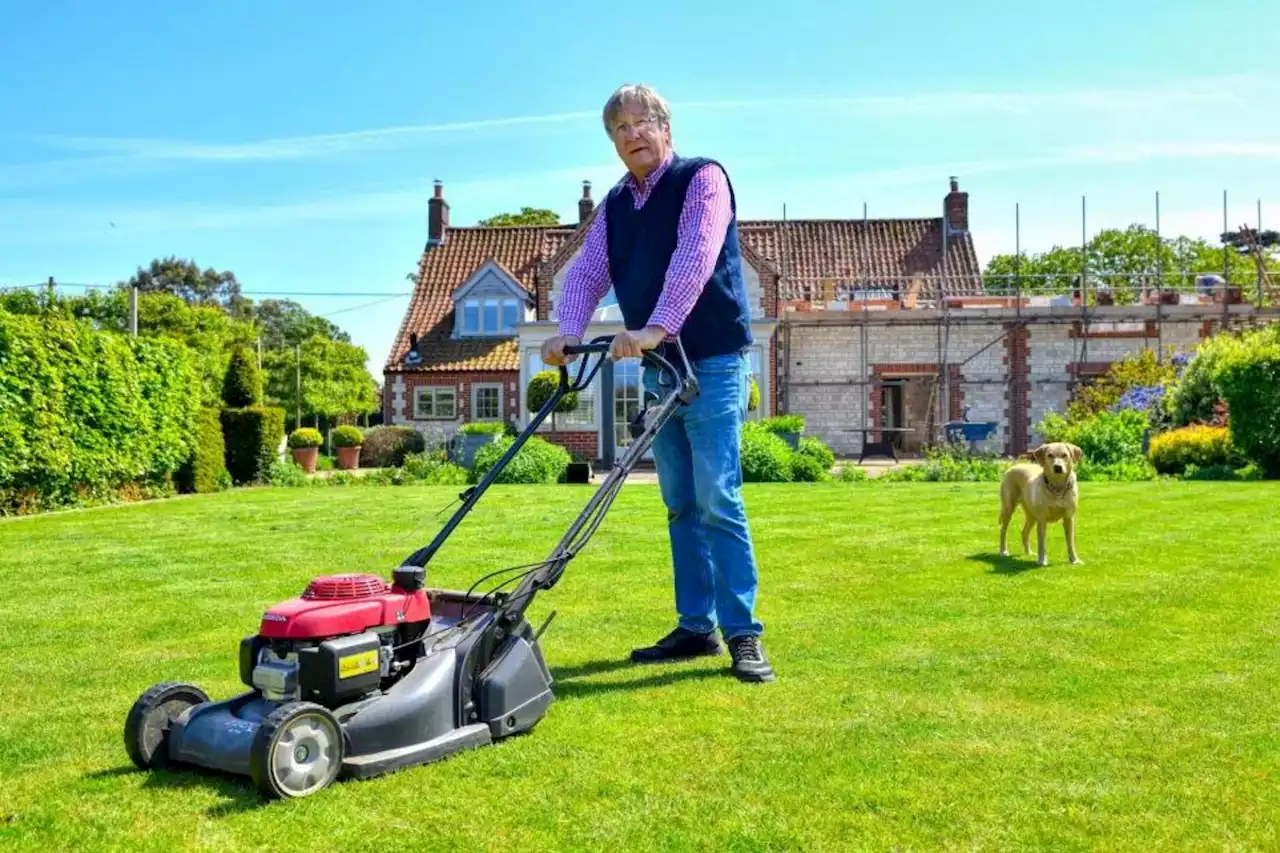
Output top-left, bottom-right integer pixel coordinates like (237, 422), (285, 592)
(452, 260), (531, 338)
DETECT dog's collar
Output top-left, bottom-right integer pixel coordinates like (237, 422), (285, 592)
(1044, 476), (1073, 498)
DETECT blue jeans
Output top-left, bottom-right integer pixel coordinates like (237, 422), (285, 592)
(641, 350), (763, 640)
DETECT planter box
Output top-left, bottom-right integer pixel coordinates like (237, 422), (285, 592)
(291, 446), (318, 474)
(776, 431), (801, 450)
(453, 433), (501, 469)
(336, 445), (361, 470)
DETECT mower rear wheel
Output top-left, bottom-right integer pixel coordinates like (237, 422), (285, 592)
(124, 681), (211, 770)
(249, 702), (344, 799)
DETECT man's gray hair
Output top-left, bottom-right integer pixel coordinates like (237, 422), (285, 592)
(602, 83), (671, 134)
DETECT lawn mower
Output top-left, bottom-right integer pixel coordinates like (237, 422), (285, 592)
(123, 335), (697, 799)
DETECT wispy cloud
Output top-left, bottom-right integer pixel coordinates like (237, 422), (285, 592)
(0, 163), (626, 240)
(21, 74), (1270, 166)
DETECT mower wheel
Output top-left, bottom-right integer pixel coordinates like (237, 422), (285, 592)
(124, 681), (211, 770)
(249, 701), (345, 799)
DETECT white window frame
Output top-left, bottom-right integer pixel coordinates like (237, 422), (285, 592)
(471, 383), (503, 421)
(414, 385), (457, 420)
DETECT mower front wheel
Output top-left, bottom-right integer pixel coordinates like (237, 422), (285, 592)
(249, 702), (345, 799)
(124, 681), (211, 770)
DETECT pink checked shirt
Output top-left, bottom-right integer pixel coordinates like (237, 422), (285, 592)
(557, 153), (733, 340)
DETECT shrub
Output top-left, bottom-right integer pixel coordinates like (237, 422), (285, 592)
(1211, 335), (1280, 477)
(876, 448), (1010, 483)
(789, 453), (829, 482)
(288, 427), (323, 449)
(221, 344), (262, 408)
(796, 436), (835, 471)
(332, 425), (364, 448)
(221, 406), (285, 485)
(760, 414), (805, 435)
(402, 451), (469, 484)
(470, 435), (572, 484)
(740, 423), (793, 482)
(1147, 424), (1238, 475)
(0, 310), (200, 514)
(1183, 462), (1265, 481)
(748, 378), (760, 412)
(458, 422), (507, 435)
(267, 458), (310, 487)
(838, 465), (868, 482)
(1069, 349), (1176, 421)
(1034, 408), (1148, 467)
(526, 371), (578, 426)
(360, 426), (426, 468)
(175, 407), (229, 494)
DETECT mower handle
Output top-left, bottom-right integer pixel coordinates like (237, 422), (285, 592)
(559, 334), (693, 398)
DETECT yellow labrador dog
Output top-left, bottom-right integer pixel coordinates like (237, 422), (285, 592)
(999, 442), (1084, 566)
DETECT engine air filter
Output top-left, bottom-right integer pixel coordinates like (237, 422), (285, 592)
(302, 573), (390, 600)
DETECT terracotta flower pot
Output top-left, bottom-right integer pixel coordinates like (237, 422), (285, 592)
(292, 446), (319, 473)
(336, 445), (362, 470)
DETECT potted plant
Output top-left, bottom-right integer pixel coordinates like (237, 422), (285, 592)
(287, 427), (323, 473)
(453, 422), (506, 468)
(760, 414), (806, 450)
(331, 425), (365, 470)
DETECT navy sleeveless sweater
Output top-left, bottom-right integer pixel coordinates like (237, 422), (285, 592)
(604, 154), (753, 364)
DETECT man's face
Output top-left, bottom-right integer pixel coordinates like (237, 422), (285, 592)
(609, 103), (671, 179)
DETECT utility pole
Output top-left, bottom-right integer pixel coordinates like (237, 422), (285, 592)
(46, 276), (55, 311)
(129, 285), (139, 335)
(295, 343), (302, 430)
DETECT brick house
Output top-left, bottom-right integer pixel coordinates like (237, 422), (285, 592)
(383, 176), (984, 462)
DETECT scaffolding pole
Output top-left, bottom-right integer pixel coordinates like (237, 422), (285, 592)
(1156, 191), (1164, 362)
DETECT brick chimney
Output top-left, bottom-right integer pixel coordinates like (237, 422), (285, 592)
(944, 176), (968, 233)
(428, 179), (449, 247)
(578, 180), (594, 223)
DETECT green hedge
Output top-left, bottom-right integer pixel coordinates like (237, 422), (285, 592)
(1213, 339), (1280, 478)
(0, 310), (200, 513)
(469, 435), (571, 484)
(361, 426), (426, 467)
(175, 407), (230, 494)
(221, 406), (285, 485)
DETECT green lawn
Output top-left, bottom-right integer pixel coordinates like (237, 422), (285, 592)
(1, 481), (1278, 852)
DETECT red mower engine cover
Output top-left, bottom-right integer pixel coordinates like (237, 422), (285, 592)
(257, 573), (430, 640)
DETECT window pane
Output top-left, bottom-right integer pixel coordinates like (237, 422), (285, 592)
(502, 300), (520, 333)
(475, 387), (499, 419)
(463, 301), (479, 333)
(437, 390), (455, 419)
(483, 299), (499, 333)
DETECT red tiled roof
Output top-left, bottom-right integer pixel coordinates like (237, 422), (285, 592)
(385, 225), (574, 373)
(738, 219), (982, 295)
(388, 213), (982, 374)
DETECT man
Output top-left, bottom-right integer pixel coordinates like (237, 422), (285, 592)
(541, 83), (773, 683)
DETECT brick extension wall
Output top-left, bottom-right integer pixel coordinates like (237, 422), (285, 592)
(387, 369), (521, 425)
(543, 430), (597, 460)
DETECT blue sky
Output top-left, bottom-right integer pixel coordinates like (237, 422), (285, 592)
(2, 0), (1278, 377)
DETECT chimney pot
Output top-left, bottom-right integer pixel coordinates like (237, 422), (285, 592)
(944, 176), (968, 233)
(428, 180), (449, 246)
(578, 180), (595, 224)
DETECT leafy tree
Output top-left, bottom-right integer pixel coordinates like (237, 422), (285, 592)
(262, 336), (378, 428)
(252, 299), (350, 348)
(120, 256), (249, 317)
(983, 224), (1280, 300)
(478, 207), (560, 227)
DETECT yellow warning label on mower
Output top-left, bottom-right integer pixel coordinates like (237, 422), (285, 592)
(338, 649), (379, 679)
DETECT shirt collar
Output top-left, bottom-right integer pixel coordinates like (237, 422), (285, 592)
(625, 151), (674, 195)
